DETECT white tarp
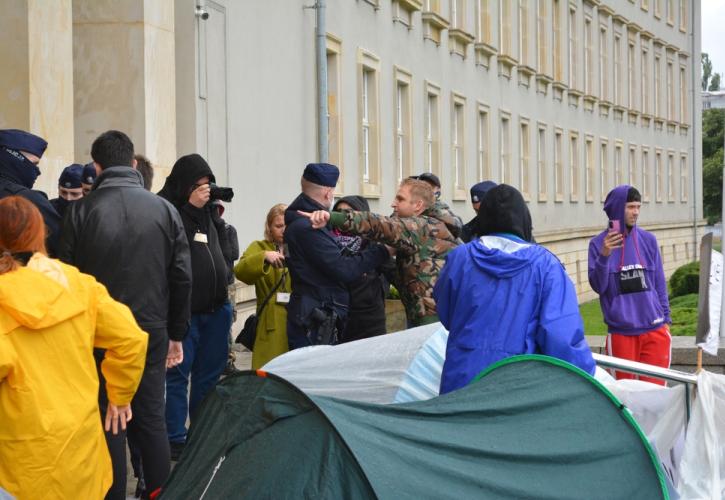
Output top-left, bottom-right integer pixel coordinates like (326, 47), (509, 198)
(678, 370), (725, 500)
(699, 250), (723, 356)
(262, 323), (441, 404)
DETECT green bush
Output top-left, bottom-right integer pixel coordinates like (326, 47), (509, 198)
(669, 293), (698, 336)
(668, 261), (699, 299)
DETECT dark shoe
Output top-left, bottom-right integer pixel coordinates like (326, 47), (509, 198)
(169, 441), (185, 462)
(222, 360), (241, 377)
(134, 477), (146, 498)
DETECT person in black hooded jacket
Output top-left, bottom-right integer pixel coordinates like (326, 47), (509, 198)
(332, 195), (389, 342)
(158, 153), (233, 458)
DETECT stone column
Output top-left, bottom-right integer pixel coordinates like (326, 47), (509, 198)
(73, 0), (176, 189)
(0, 0), (75, 196)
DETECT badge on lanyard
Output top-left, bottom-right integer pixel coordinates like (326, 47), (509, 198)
(617, 232), (647, 294)
(194, 232), (208, 244)
(276, 292), (291, 304)
(619, 264), (648, 294)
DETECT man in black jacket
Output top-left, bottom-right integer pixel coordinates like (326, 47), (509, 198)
(0, 129), (60, 256)
(158, 154), (233, 459)
(60, 130), (192, 499)
(285, 163), (389, 349)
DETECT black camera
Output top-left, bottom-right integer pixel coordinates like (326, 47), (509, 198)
(209, 183), (234, 202)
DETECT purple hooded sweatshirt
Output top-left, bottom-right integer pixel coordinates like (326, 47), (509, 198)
(588, 185), (671, 335)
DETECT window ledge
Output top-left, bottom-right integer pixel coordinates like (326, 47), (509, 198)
(666, 120), (678, 134)
(396, 0), (422, 12)
(628, 109), (640, 125)
(552, 81), (567, 101)
(599, 99), (612, 117)
(421, 11), (449, 30)
(497, 54), (518, 79)
(613, 105), (626, 121)
(536, 73), (552, 95)
(518, 64), (536, 77)
(568, 89), (583, 108)
(679, 123), (690, 135)
(449, 28), (475, 57)
(474, 42), (497, 68)
(641, 113), (653, 128)
(583, 94), (598, 112)
(449, 28), (475, 45)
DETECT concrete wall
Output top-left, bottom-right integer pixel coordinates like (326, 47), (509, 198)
(0, 0), (75, 195)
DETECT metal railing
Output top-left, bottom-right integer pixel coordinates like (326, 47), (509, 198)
(593, 353), (698, 421)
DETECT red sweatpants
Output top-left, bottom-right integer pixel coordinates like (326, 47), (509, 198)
(606, 324), (671, 386)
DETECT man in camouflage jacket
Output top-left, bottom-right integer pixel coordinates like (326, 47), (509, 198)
(300, 178), (460, 327)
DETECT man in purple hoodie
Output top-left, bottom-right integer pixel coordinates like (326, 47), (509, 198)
(588, 185), (671, 385)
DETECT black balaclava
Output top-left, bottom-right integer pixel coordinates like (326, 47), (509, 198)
(333, 195), (370, 212)
(0, 148), (41, 189)
(474, 184), (534, 242)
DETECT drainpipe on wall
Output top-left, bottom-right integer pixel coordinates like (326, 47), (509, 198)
(691, 0), (699, 259)
(315, 0), (329, 163)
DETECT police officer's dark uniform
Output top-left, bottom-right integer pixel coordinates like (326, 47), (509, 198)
(0, 129), (60, 256)
(284, 163), (388, 349)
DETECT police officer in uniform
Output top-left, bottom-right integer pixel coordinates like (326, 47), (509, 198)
(50, 164), (85, 218)
(0, 129), (60, 255)
(284, 163), (389, 349)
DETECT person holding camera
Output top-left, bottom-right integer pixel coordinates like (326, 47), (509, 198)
(588, 185), (671, 385)
(158, 153), (234, 459)
(234, 203), (291, 368)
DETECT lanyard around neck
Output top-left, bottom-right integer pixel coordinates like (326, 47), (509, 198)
(618, 228), (644, 270)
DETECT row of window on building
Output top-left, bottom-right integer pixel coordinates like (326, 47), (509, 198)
(327, 45), (690, 205)
(365, 1), (692, 128)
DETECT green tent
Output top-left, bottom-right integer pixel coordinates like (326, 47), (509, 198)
(161, 355), (668, 499)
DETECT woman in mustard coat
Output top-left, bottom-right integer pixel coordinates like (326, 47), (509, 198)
(0, 196), (148, 499)
(235, 204), (291, 369)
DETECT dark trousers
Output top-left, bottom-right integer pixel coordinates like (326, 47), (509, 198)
(166, 302), (232, 443)
(98, 328), (171, 499)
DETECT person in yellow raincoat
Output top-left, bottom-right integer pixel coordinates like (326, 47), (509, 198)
(235, 204), (291, 369)
(0, 196), (148, 499)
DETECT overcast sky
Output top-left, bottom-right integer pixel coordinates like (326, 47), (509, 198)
(702, 0), (725, 87)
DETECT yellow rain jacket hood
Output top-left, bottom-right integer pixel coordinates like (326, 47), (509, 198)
(0, 254), (148, 499)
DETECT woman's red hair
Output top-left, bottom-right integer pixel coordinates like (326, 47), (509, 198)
(0, 196), (47, 274)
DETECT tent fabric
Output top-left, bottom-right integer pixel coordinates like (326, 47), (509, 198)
(262, 323), (441, 404)
(162, 356), (667, 500)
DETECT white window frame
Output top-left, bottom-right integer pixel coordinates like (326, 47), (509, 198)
(451, 93), (467, 200)
(585, 134), (594, 202)
(394, 66), (413, 183)
(554, 127), (564, 201)
(599, 138), (609, 201)
(537, 122), (547, 201)
(569, 131), (579, 202)
(500, 110), (512, 185)
(424, 81), (441, 177)
(477, 103), (490, 182)
(358, 49), (381, 196)
(520, 117), (531, 199)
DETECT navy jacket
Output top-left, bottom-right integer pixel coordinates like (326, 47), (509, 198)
(284, 193), (388, 340)
(0, 175), (60, 257)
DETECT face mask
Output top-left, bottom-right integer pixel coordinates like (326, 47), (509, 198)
(0, 147), (41, 189)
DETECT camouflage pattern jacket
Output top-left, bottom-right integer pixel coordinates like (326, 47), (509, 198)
(329, 210), (461, 326)
(427, 200), (463, 239)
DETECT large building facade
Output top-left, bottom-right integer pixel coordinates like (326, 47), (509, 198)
(0, 0), (703, 303)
